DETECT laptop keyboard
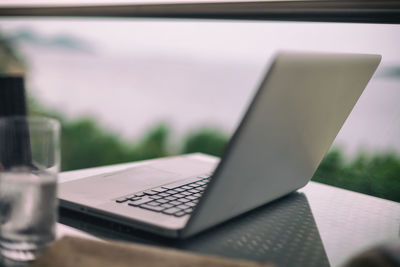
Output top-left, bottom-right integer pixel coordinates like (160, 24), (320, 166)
(115, 174), (211, 217)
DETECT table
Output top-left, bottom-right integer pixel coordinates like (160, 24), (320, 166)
(57, 153), (400, 267)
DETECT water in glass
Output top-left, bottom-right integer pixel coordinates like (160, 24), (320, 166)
(0, 170), (57, 261)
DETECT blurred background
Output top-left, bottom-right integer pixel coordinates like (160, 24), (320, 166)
(0, 18), (399, 202)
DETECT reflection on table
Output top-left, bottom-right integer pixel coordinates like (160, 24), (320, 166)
(60, 192), (329, 267)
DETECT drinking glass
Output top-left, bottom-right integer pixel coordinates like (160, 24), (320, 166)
(0, 116), (60, 262)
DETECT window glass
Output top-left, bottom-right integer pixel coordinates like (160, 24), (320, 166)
(0, 18), (399, 201)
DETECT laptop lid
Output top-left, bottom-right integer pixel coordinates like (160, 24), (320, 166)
(182, 52), (381, 237)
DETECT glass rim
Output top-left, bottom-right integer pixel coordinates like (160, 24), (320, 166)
(0, 116), (60, 129)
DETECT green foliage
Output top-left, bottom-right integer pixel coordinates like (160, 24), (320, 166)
(61, 120), (171, 170)
(0, 30), (25, 73)
(380, 65), (400, 80)
(312, 149), (400, 202)
(134, 124), (169, 160)
(61, 118), (130, 170)
(27, 97), (170, 170)
(182, 128), (228, 157)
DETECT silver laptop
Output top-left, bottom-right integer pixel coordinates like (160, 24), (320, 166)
(59, 52), (381, 238)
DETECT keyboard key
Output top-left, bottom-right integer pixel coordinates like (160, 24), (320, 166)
(139, 204), (165, 212)
(176, 204), (190, 210)
(115, 197), (129, 203)
(169, 200), (181, 206)
(185, 208), (193, 214)
(175, 188), (186, 192)
(144, 190), (158, 196)
(158, 192), (170, 197)
(128, 196), (152, 206)
(151, 187), (168, 193)
(173, 193), (185, 198)
(166, 190), (178, 194)
(163, 207), (180, 215)
(181, 191), (192, 196)
(186, 195), (198, 200)
(161, 203), (174, 208)
(193, 193), (202, 198)
(188, 189), (200, 194)
(149, 195), (161, 200)
(186, 202), (196, 207)
(178, 198), (190, 203)
(165, 196), (177, 201)
(146, 201), (161, 206)
(181, 186), (192, 190)
(156, 199), (169, 204)
(162, 177), (201, 190)
(174, 211), (186, 217)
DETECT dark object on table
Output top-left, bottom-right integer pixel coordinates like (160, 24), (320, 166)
(343, 241), (400, 267)
(0, 76), (27, 117)
(0, 75), (31, 169)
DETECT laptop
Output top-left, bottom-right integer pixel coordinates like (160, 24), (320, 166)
(59, 52), (381, 238)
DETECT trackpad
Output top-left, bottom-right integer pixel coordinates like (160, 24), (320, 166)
(59, 166), (181, 207)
